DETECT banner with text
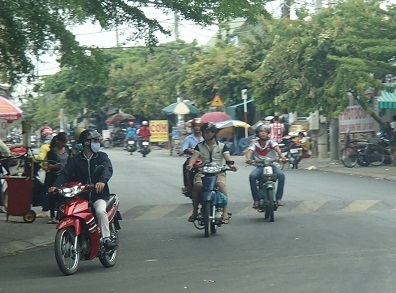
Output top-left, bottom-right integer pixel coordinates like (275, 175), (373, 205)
(339, 106), (375, 133)
(149, 120), (169, 142)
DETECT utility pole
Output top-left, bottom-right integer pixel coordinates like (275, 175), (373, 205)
(281, 0), (291, 18)
(174, 13), (180, 41)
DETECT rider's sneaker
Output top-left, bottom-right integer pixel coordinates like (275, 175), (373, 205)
(103, 237), (117, 250)
(252, 201), (259, 209)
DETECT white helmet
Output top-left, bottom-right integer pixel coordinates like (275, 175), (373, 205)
(142, 121), (148, 126)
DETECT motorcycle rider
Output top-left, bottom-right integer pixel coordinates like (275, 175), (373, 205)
(181, 118), (204, 195)
(246, 124), (287, 208)
(49, 130), (117, 250)
(138, 121), (151, 150)
(186, 122), (238, 224)
(125, 121), (137, 149)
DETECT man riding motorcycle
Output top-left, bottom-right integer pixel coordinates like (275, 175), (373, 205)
(246, 124), (287, 207)
(181, 118), (204, 195)
(186, 122), (238, 224)
(49, 130), (117, 250)
(138, 121), (151, 150)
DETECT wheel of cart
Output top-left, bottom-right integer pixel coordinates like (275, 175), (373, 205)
(1, 155), (37, 223)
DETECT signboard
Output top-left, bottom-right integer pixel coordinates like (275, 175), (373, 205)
(210, 94), (224, 107)
(339, 106), (375, 133)
(149, 120), (169, 142)
(0, 119), (7, 140)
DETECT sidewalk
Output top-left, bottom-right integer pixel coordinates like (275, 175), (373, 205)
(0, 155), (395, 258)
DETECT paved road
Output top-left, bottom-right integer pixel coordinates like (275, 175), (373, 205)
(0, 148), (396, 292)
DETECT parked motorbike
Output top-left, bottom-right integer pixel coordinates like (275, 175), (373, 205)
(126, 138), (137, 155)
(249, 158), (279, 222)
(190, 162), (233, 238)
(140, 137), (151, 157)
(54, 166), (122, 275)
(279, 136), (302, 169)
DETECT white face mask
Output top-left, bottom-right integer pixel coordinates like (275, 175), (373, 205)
(90, 142), (100, 153)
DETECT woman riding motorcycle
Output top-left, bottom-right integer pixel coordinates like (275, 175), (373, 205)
(49, 130), (116, 250)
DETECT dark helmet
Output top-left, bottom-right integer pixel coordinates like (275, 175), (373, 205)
(79, 130), (91, 143)
(200, 122), (219, 134)
(255, 124), (270, 136)
(79, 130), (101, 143)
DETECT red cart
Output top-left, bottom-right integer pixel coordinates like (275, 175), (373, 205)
(2, 157), (36, 223)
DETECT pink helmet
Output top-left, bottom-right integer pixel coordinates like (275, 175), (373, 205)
(40, 126), (53, 140)
(129, 121), (134, 126)
(192, 118), (201, 126)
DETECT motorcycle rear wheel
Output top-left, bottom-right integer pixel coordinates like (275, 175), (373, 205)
(265, 189), (275, 222)
(54, 227), (80, 275)
(203, 202), (211, 238)
(99, 223), (119, 268)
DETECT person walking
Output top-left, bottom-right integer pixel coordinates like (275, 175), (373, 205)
(269, 115), (285, 143)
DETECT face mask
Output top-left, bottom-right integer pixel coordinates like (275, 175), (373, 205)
(90, 142), (100, 153)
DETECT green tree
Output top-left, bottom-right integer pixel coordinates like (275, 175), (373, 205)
(0, 0), (269, 85)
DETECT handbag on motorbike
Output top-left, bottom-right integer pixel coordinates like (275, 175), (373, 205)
(214, 191), (228, 208)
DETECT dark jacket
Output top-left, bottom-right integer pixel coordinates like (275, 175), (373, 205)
(54, 151), (113, 201)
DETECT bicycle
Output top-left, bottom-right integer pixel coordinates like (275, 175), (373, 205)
(341, 134), (387, 168)
(341, 134), (370, 168)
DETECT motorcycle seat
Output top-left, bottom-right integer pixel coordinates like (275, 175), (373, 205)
(106, 194), (116, 212)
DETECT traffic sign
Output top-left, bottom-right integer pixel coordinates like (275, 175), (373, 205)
(210, 94), (224, 107)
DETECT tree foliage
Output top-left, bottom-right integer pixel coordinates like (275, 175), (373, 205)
(0, 0), (269, 85)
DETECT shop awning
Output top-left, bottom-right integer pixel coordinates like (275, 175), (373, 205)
(378, 91), (396, 109)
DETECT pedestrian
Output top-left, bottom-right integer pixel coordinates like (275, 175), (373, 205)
(0, 138), (19, 213)
(269, 115), (285, 143)
(46, 132), (69, 224)
(34, 126), (54, 218)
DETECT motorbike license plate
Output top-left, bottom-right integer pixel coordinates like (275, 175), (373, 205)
(128, 141), (135, 145)
(142, 141), (149, 146)
(290, 149), (299, 154)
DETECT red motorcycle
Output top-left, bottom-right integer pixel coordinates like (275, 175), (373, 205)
(54, 180), (122, 275)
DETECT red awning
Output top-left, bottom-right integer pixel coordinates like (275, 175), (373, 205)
(0, 96), (22, 123)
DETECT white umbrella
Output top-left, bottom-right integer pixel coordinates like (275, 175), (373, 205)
(173, 102), (191, 115)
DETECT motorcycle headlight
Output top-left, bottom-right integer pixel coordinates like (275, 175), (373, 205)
(60, 185), (84, 198)
(202, 164), (222, 174)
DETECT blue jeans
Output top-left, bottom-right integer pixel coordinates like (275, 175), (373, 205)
(249, 163), (285, 202)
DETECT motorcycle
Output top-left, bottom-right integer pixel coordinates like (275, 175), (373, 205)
(126, 138), (137, 155)
(279, 136), (302, 169)
(250, 158), (279, 222)
(140, 137), (151, 157)
(190, 162), (233, 238)
(54, 166), (122, 275)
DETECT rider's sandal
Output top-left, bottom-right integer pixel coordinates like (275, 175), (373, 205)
(187, 215), (197, 222)
(221, 217), (230, 224)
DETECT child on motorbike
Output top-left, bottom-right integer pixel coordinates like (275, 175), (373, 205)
(294, 131), (312, 158)
(246, 124), (287, 208)
(49, 130), (117, 250)
(186, 122), (238, 224)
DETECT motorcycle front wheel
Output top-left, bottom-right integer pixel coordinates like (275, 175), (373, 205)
(203, 202), (211, 238)
(264, 189), (275, 222)
(54, 227), (80, 275)
(99, 222), (119, 268)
